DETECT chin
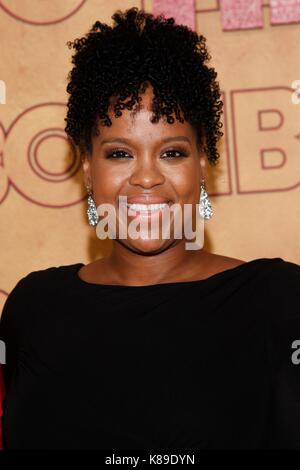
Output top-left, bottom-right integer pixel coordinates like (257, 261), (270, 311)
(124, 237), (174, 255)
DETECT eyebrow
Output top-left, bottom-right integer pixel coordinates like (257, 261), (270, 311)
(100, 136), (191, 146)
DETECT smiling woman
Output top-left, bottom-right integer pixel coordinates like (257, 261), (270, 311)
(0, 6), (300, 451)
(81, 84), (211, 253)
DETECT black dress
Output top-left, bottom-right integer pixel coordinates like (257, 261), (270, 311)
(0, 257), (300, 450)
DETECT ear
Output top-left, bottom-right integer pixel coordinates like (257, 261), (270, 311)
(82, 155), (92, 190)
(199, 154), (206, 181)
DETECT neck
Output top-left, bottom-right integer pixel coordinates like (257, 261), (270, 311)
(105, 240), (209, 285)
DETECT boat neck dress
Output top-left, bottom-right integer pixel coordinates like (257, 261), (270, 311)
(0, 256), (300, 450)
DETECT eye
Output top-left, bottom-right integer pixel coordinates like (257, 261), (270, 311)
(105, 149), (133, 159)
(161, 148), (188, 159)
(105, 147), (189, 159)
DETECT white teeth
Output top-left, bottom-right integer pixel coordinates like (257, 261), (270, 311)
(126, 203), (168, 212)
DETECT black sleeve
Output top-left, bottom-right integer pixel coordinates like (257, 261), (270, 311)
(0, 275), (32, 391)
(265, 259), (300, 449)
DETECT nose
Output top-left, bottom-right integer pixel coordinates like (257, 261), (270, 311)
(129, 155), (165, 189)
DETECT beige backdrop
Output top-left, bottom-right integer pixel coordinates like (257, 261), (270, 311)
(1, 0), (300, 314)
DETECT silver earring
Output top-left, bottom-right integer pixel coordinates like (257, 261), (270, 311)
(86, 187), (99, 226)
(199, 179), (213, 219)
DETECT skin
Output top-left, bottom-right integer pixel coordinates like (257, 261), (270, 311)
(79, 83), (245, 286)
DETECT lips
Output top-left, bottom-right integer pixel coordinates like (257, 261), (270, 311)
(118, 196), (173, 217)
(126, 203), (169, 214)
(125, 196), (172, 205)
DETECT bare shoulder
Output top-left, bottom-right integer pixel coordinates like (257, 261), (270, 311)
(214, 253), (246, 268)
(205, 252), (247, 276)
(77, 258), (107, 284)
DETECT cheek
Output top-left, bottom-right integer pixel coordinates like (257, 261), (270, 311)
(90, 161), (128, 201)
(167, 164), (200, 201)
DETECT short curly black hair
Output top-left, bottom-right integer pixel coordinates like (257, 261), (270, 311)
(64, 6), (223, 166)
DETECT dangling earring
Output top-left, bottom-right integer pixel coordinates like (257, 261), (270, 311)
(86, 186), (99, 226)
(199, 179), (213, 219)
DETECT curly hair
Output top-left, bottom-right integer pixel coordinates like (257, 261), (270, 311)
(64, 6), (224, 166)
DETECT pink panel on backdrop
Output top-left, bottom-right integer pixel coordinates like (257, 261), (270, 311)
(270, 0), (300, 25)
(220, 0), (263, 31)
(153, 0), (195, 30)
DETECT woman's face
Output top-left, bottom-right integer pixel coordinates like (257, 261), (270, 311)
(82, 85), (206, 254)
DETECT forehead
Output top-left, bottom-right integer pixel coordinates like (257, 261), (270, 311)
(95, 85), (196, 144)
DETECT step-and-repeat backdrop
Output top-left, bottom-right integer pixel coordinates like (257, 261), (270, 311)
(1, 0), (300, 312)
